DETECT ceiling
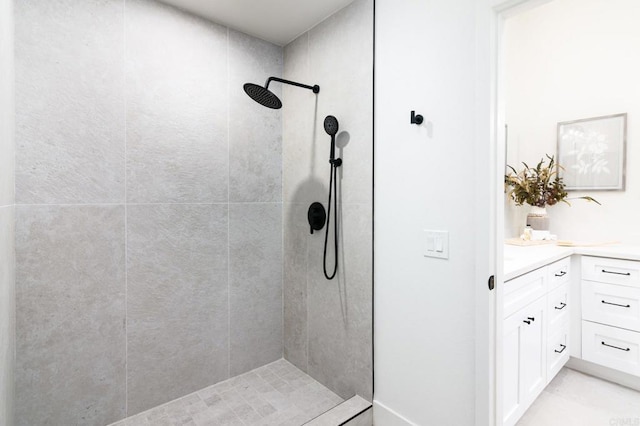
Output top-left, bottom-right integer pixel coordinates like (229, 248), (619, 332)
(159, 0), (357, 46)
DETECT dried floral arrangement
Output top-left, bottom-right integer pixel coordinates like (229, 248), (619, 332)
(505, 155), (600, 207)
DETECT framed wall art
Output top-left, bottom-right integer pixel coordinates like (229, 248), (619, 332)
(557, 113), (627, 191)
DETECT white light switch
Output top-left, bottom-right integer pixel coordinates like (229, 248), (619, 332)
(426, 236), (435, 251)
(424, 230), (449, 259)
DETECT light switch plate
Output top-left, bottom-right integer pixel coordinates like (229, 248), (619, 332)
(424, 230), (449, 259)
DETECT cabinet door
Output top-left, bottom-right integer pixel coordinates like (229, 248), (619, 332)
(582, 280), (640, 332)
(502, 296), (547, 426)
(548, 257), (571, 291)
(582, 320), (640, 376)
(582, 256), (640, 287)
(520, 296), (547, 406)
(503, 309), (525, 426)
(504, 267), (547, 318)
(547, 322), (570, 381)
(548, 282), (570, 330)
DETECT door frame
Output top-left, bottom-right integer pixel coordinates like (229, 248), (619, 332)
(484, 1), (555, 425)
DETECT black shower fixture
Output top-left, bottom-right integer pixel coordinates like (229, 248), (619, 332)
(324, 115), (342, 168)
(323, 115), (341, 281)
(243, 76), (320, 109)
(308, 202), (327, 235)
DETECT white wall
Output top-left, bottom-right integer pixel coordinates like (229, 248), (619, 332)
(0, 0), (15, 424)
(374, 0), (494, 424)
(504, 0), (640, 242)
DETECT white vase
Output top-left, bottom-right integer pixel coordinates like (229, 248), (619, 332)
(526, 206), (550, 230)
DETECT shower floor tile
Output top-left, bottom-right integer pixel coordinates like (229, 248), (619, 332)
(109, 359), (344, 426)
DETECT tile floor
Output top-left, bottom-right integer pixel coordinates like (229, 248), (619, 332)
(109, 359), (344, 426)
(517, 368), (640, 426)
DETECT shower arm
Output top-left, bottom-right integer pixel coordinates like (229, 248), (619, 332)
(265, 77), (320, 94)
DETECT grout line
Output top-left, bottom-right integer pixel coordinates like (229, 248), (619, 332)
(11, 201), (283, 207)
(280, 201), (371, 206)
(123, 0), (128, 417)
(226, 25), (231, 381)
(305, 30), (311, 374)
(280, 42), (285, 364)
(14, 203), (127, 207)
(10, 0), (16, 415)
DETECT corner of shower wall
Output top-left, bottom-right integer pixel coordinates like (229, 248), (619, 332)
(281, 0), (374, 403)
(0, 0), (16, 424)
(0, 206), (15, 426)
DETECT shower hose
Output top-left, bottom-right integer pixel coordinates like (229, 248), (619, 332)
(323, 161), (339, 280)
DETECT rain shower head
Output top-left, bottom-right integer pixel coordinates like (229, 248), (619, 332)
(244, 76), (319, 109)
(243, 83), (282, 109)
(324, 115), (339, 136)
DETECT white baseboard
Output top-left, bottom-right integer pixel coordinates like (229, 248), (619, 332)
(373, 400), (417, 426)
(566, 357), (640, 392)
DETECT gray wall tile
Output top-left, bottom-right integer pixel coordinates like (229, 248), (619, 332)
(283, 203), (308, 371)
(229, 30), (283, 203)
(282, 0), (373, 403)
(15, 205), (126, 426)
(125, 0), (228, 203)
(229, 203), (283, 376)
(307, 204), (372, 401)
(15, 0), (125, 204)
(308, 0), (374, 206)
(126, 204), (229, 415)
(0, 0), (14, 208)
(0, 207), (15, 425)
(13, 0), (371, 423)
(282, 34), (327, 206)
(0, 0), (15, 422)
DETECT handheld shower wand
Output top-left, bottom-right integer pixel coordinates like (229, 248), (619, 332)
(323, 115), (341, 280)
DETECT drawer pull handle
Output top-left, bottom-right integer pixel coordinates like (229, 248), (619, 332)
(555, 302), (567, 310)
(602, 269), (631, 276)
(602, 300), (631, 308)
(554, 344), (566, 354)
(523, 320), (531, 325)
(555, 271), (567, 277)
(601, 341), (631, 352)
(527, 317), (535, 321)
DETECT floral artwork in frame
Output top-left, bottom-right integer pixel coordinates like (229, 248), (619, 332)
(557, 113), (627, 191)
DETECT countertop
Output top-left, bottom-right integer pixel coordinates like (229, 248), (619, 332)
(503, 243), (640, 281)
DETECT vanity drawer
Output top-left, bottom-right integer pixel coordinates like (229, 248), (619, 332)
(547, 257), (571, 290)
(582, 281), (640, 332)
(504, 267), (547, 318)
(547, 282), (570, 330)
(582, 321), (640, 376)
(547, 322), (569, 381)
(582, 257), (640, 288)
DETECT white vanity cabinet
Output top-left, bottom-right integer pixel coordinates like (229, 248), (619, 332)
(502, 257), (571, 426)
(581, 256), (640, 376)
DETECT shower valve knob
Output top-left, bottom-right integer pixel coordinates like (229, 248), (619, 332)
(411, 110), (424, 125)
(307, 202), (327, 235)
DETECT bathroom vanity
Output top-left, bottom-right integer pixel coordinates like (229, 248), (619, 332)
(502, 244), (640, 426)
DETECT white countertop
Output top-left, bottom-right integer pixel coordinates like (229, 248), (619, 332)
(503, 243), (640, 281)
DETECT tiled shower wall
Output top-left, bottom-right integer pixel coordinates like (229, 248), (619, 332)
(14, 0), (283, 424)
(282, 0), (374, 402)
(0, 0), (15, 424)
